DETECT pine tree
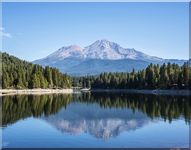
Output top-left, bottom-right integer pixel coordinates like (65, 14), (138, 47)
(45, 66), (53, 88)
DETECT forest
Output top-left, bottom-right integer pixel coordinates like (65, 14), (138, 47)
(1, 52), (72, 89)
(1, 52), (191, 90)
(73, 62), (191, 89)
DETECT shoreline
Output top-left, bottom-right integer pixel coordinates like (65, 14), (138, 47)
(0, 88), (190, 96)
(0, 89), (74, 96)
(90, 89), (191, 96)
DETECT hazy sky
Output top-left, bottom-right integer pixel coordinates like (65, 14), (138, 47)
(2, 2), (189, 61)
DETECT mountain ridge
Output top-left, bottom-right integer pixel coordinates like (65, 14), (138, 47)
(33, 39), (186, 76)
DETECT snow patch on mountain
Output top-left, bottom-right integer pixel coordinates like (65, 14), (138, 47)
(47, 45), (84, 60)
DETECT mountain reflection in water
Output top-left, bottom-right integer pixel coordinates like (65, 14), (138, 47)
(2, 93), (190, 139)
(41, 102), (152, 139)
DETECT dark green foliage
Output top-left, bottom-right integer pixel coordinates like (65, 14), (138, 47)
(78, 93), (191, 124)
(1, 52), (71, 89)
(2, 93), (191, 126)
(73, 62), (191, 89)
(3, 94), (72, 126)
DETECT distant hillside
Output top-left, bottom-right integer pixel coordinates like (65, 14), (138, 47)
(1, 52), (71, 89)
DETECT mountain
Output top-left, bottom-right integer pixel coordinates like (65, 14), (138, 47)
(33, 40), (186, 76)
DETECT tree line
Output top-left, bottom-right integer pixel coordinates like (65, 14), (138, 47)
(1, 52), (190, 90)
(73, 62), (191, 89)
(1, 52), (72, 89)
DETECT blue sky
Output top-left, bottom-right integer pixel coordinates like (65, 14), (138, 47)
(2, 2), (189, 61)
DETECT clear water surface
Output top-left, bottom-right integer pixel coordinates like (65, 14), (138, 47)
(1, 93), (190, 148)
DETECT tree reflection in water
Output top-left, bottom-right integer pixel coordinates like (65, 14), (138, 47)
(2, 93), (191, 127)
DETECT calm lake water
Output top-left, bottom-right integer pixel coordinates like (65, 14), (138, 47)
(1, 93), (190, 148)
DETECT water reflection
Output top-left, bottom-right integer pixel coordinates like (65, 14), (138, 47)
(2, 94), (72, 126)
(42, 103), (151, 139)
(2, 93), (190, 128)
(2, 93), (190, 147)
(78, 93), (191, 123)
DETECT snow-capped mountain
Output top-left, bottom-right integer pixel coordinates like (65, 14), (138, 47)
(38, 40), (163, 62)
(33, 39), (186, 76)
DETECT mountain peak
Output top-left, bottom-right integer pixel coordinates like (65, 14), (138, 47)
(47, 45), (83, 60)
(92, 39), (118, 47)
(83, 39), (123, 59)
(97, 39), (112, 44)
(60, 45), (83, 51)
(95, 39), (110, 42)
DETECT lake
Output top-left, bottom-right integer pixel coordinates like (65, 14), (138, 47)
(1, 92), (190, 148)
